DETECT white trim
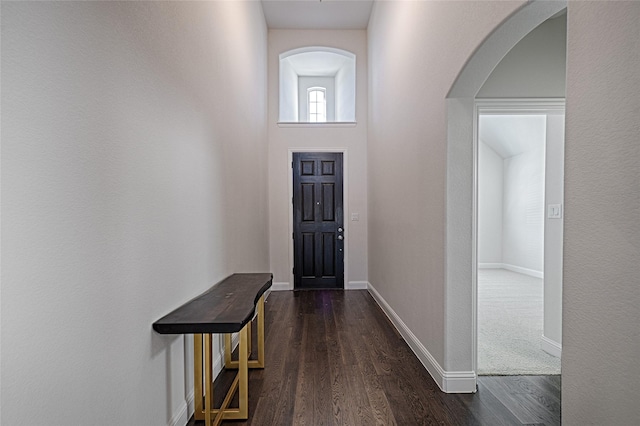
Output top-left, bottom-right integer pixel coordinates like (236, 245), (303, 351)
(186, 390), (194, 422)
(442, 371), (478, 394)
(477, 263), (503, 269)
(346, 281), (368, 290)
(478, 263), (544, 279)
(502, 263), (544, 279)
(541, 335), (562, 358)
(475, 98), (566, 114)
(271, 281), (292, 291)
(288, 148), (349, 290)
(168, 390), (194, 426)
(278, 122), (357, 128)
(168, 396), (190, 426)
(367, 283), (476, 393)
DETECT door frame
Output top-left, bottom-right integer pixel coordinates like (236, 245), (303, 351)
(473, 98), (565, 374)
(288, 148), (348, 290)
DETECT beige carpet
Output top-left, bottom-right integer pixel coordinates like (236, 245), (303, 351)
(477, 268), (561, 375)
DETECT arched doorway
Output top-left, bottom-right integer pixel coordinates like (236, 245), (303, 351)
(444, 0), (566, 391)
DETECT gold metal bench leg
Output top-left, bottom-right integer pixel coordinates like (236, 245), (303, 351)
(257, 295), (265, 368)
(223, 295), (266, 370)
(193, 295), (265, 424)
(246, 320), (252, 356)
(194, 334), (204, 421)
(238, 325), (249, 418)
(204, 333), (213, 426)
(224, 333), (232, 368)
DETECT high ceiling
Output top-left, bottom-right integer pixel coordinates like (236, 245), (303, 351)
(261, 0), (374, 30)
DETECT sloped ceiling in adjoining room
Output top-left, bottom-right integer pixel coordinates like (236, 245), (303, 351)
(479, 115), (546, 158)
(261, 0), (374, 29)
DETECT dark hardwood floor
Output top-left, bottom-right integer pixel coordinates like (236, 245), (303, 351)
(187, 290), (561, 425)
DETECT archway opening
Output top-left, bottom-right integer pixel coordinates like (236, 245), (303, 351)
(444, 0), (566, 391)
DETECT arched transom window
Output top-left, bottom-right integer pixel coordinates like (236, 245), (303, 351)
(308, 88), (327, 122)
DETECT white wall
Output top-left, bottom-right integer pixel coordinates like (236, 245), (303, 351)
(478, 115), (547, 277)
(477, 12), (566, 98)
(544, 113), (565, 349)
(1, 2), (268, 425)
(280, 57), (299, 122)
(502, 136), (545, 274)
(367, 0), (525, 378)
(478, 141), (504, 264)
(479, 109), (563, 352)
(268, 30), (368, 289)
(335, 59), (356, 122)
(563, 1), (640, 423)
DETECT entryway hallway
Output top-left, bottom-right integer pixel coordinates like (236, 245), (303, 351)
(188, 290), (561, 425)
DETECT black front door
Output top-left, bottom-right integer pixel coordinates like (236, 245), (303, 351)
(293, 152), (344, 289)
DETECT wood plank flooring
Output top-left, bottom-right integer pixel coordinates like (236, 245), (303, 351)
(187, 290), (560, 425)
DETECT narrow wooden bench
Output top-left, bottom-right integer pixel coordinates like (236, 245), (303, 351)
(153, 273), (273, 426)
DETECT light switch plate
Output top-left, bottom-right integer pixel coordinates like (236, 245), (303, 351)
(547, 204), (563, 219)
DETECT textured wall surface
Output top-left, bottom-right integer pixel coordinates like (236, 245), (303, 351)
(563, 1), (640, 424)
(477, 13), (567, 98)
(1, 2), (268, 425)
(367, 0), (524, 369)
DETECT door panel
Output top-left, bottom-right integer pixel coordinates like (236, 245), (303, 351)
(293, 152), (344, 289)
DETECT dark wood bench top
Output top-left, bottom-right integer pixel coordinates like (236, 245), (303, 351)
(152, 273), (272, 334)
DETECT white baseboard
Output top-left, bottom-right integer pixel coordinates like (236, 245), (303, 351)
(541, 335), (562, 358)
(271, 281), (292, 291)
(186, 391), (194, 422)
(168, 395), (190, 426)
(502, 263), (544, 279)
(346, 281), (368, 290)
(478, 263), (503, 269)
(270, 281), (368, 291)
(482, 263), (544, 279)
(367, 283), (476, 393)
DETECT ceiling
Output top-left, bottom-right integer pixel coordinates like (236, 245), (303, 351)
(285, 50), (353, 76)
(261, 0), (374, 29)
(479, 115), (547, 158)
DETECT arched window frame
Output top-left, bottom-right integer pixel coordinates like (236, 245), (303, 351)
(307, 87), (327, 123)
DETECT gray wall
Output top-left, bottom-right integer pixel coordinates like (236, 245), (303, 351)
(1, 2), (268, 424)
(478, 13), (566, 98)
(478, 117), (547, 277)
(563, 1), (640, 423)
(367, 0), (525, 375)
(478, 141), (504, 264)
(502, 138), (545, 274)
